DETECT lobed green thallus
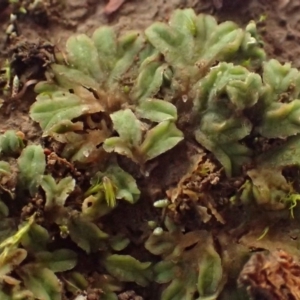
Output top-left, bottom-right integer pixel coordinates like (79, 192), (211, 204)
(1, 8), (300, 300)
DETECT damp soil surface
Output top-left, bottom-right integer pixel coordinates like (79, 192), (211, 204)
(1, 0), (300, 299)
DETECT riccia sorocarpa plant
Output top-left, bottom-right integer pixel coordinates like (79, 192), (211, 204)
(2, 8), (300, 300)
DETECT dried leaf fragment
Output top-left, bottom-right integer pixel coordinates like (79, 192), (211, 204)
(104, 0), (126, 15)
(239, 250), (300, 300)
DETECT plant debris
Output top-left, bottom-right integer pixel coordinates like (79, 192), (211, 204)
(104, 0), (126, 15)
(239, 250), (300, 300)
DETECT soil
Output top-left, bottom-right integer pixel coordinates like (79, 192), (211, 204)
(1, 0), (300, 299)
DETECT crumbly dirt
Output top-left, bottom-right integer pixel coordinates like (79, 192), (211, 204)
(1, 0), (300, 299)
